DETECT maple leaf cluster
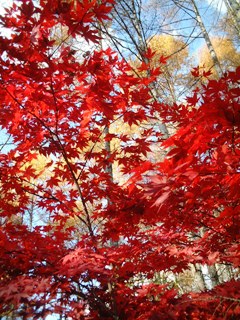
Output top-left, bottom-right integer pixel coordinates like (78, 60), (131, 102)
(0, 1), (239, 319)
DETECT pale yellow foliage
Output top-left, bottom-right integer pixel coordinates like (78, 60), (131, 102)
(130, 35), (189, 74)
(199, 37), (240, 78)
(51, 24), (71, 47)
(130, 35), (191, 103)
(147, 34), (188, 69)
(25, 153), (49, 173)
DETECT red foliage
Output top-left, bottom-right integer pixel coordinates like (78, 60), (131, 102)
(0, 1), (239, 319)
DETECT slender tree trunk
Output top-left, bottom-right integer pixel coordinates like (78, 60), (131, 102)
(103, 125), (113, 179)
(226, 0), (240, 25)
(98, 11), (119, 320)
(190, 0), (223, 77)
(111, 0), (170, 138)
(223, 0), (240, 38)
(193, 264), (208, 291)
(207, 264), (219, 288)
(131, 0), (147, 57)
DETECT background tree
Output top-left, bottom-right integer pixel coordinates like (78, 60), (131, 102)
(137, 34), (192, 104)
(223, 0), (240, 35)
(199, 36), (240, 78)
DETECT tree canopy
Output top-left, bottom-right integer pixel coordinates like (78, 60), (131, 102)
(0, 1), (239, 319)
